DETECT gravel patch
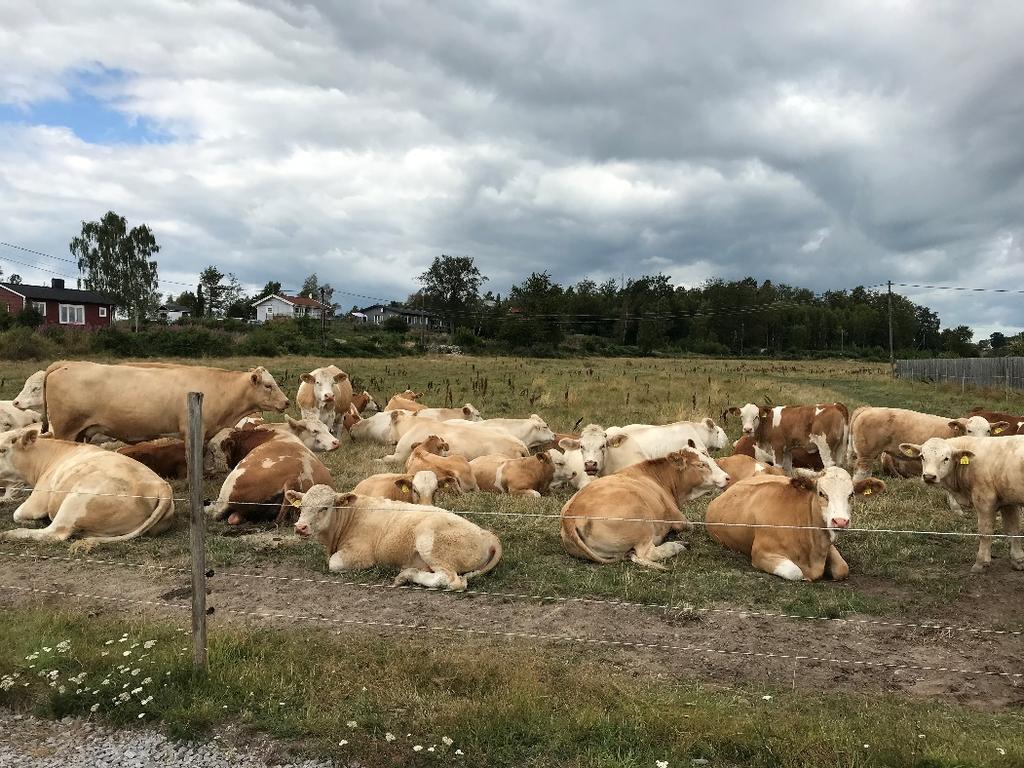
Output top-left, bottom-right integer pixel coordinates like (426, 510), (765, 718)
(0, 711), (337, 768)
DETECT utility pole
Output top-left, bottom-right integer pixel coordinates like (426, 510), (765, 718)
(887, 280), (895, 378)
(319, 286), (327, 351)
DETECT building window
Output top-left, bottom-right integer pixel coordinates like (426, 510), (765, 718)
(266, 306), (274, 319)
(59, 304), (85, 325)
(98, 307), (108, 318)
(32, 301), (46, 316)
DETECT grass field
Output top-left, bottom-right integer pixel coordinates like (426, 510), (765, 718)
(2, 355), (1023, 766)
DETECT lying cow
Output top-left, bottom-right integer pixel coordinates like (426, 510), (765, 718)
(558, 424), (648, 487)
(116, 438), (188, 479)
(405, 435), (478, 491)
(849, 407), (999, 481)
(899, 436), (1024, 572)
(607, 418), (728, 456)
(384, 420), (530, 464)
(723, 403), (849, 473)
(415, 404), (482, 421)
(297, 365), (352, 436)
(205, 418), (338, 525)
(352, 470), (454, 505)
(714, 454), (787, 485)
(11, 370), (46, 411)
(384, 390), (426, 412)
(706, 468), (885, 581)
(470, 450), (574, 496)
(288, 485), (503, 590)
(966, 407), (1024, 435)
(560, 444), (730, 569)
(730, 434), (823, 471)
(0, 427), (175, 546)
(42, 361), (289, 443)
(463, 415), (555, 449)
(209, 417), (340, 473)
(0, 402), (41, 432)
(351, 390), (380, 414)
(343, 410), (408, 444)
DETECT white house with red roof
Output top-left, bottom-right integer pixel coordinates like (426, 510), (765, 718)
(251, 292), (327, 323)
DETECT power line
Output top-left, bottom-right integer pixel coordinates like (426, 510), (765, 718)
(894, 282), (1024, 296)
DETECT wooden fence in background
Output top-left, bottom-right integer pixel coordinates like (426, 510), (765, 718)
(896, 357), (1024, 391)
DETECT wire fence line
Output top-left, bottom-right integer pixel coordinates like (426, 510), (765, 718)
(897, 357), (1024, 392)
(3, 485), (1021, 538)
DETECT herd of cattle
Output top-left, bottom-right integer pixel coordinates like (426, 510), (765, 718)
(0, 360), (1022, 590)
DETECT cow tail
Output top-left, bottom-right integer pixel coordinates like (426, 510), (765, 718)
(493, 463), (506, 493)
(74, 484), (175, 547)
(847, 406), (868, 467)
(40, 369), (49, 434)
(559, 515), (616, 564)
(467, 536), (503, 579)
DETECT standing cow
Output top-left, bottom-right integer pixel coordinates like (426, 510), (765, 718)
(899, 436), (1024, 573)
(723, 403), (849, 473)
(297, 365), (353, 437)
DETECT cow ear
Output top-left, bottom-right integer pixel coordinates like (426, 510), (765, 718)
(333, 492), (358, 507)
(250, 371), (261, 386)
(531, 413), (542, 422)
(898, 443), (923, 459)
(955, 449), (976, 466)
(948, 420), (967, 435)
(334, 371), (348, 382)
(285, 414), (305, 431)
(536, 451), (552, 464)
(854, 478), (886, 497)
(300, 373), (314, 384)
(390, 411), (401, 423)
(991, 421), (1011, 435)
(439, 476), (462, 492)
(410, 441), (422, 452)
(559, 438), (580, 451)
(19, 428), (40, 447)
(463, 405), (472, 415)
(284, 489), (304, 506)
(607, 433), (628, 448)
(703, 418), (715, 428)
(789, 475), (817, 493)
(759, 406), (771, 419)
(687, 438), (697, 449)
(394, 478), (414, 496)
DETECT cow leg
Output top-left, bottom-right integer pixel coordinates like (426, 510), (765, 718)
(752, 549), (806, 581)
(2, 520), (74, 542)
(630, 540), (685, 570)
(510, 489), (542, 498)
(972, 500), (998, 573)
(781, 447), (794, 475)
(11, 494), (49, 522)
(825, 545), (850, 581)
(852, 453), (873, 482)
(809, 433), (835, 468)
(394, 567), (464, 591)
(1001, 506), (1024, 570)
(945, 493), (966, 516)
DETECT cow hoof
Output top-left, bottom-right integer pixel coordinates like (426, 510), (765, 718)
(970, 562), (991, 574)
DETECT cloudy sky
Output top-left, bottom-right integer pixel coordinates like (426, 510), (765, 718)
(1, 1), (1023, 337)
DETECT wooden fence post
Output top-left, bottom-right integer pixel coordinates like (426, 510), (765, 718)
(186, 392), (209, 673)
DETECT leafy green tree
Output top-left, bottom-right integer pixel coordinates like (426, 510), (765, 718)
(70, 210), (160, 331)
(418, 254), (487, 332)
(8, 274), (22, 285)
(198, 266), (226, 317)
(259, 280), (283, 298)
(299, 273), (319, 298)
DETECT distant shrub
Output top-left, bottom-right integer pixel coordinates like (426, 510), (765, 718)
(14, 307), (44, 329)
(0, 328), (57, 360)
(382, 316), (410, 333)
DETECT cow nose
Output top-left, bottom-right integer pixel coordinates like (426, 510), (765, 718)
(324, 394), (334, 401)
(923, 473), (937, 484)
(742, 428), (753, 435)
(831, 517), (849, 529)
(721, 475), (732, 486)
(283, 399), (290, 408)
(330, 440), (339, 449)
(294, 523), (309, 536)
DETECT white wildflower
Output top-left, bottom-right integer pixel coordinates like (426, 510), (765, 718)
(656, 761), (669, 768)
(131, 669), (140, 676)
(428, 746), (435, 753)
(0, 676), (14, 692)
(141, 678), (152, 685)
(90, 703), (100, 713)
(346, 720), (357, 728)
(143, 641), (157, 650)
(138, 713), (145, 719)
(385, 733), (396, 742)
(761, 695), (772, 701)
(997, 748), (1006, 756)
(455, 749), (464, 756)
(122, 651), (131, 657)
(442, 736), (453, 747)
(338, 740), (349, 747)
(131, 687), (143, 695)
(56, 641), (71, 653)
(42, 647), (52, 653)
(863, 744), (870, 749)
(413, 745), (423, 752)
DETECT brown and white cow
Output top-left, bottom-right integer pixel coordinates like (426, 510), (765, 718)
(405, 435), (478, 491)
(706, 468), (885, 580)
(42, 361), (289, 443)
(849, 407), (998, 481)
(351, 390), (380, 415)
(208, 417), (338, 473)
(288, 485), (503, 590)
(899, 436), (1024, 572)
(116, 438), (188, 479)
(723, 403), (849, 473)
(966, 407), (1024, 435)
(297, 365), (353, 436)
(560, 444), (730, 569)
(0, 427), (175, 546)
(384, 420), (529, 464)
(205, 418), (337, 525)
(729, 434), (824, 471)
(352, 470), (455, 506)
(714, 454), (787, 485)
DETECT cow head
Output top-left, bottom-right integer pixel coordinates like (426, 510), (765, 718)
(559, 423), (628, 477)
(12, 370), (46, 411)
(392, 470), (440, 505)
(898, 438), (973, 486)
(521, 414), (556, 448)
(341, 408), (361, 432)
(546, 448), (577, 486)
(0, 427), (42, 481)
(790, 467), (886, 532)
(251, 367), (289, 411)
(700, 418), (728, 452)
(357, 391), (380, 414)
(413, 434), (450, 456)
(947, 416), (997, 437)
(725, 403), (763, 436)
(301, 367), (348, 406)
(461, 403), (483, 421)
(668, 441), (731, 501)
(400, 389), (421, 401)
(284, 415), (340, 452)
(288, 485), (348, 539)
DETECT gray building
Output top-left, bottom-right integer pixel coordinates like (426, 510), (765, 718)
(356, 303), (443, 328)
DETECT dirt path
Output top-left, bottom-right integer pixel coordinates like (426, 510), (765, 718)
(1, 553), (1021, 712)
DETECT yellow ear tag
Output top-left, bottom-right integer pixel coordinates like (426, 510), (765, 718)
(902, 447), (914, 456)
(290, 497), (301, 507)
(960, 456), (970, 465)
(401, 486), (410, 494)
(863, 488), (872, 495)
(994, 428), (1004, 434)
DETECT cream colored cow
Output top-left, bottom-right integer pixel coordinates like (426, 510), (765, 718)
(0, 427), (174, 546)
(289, 485), (503, 590)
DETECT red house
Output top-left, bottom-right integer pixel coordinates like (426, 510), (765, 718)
(0, 279), (115, 329)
